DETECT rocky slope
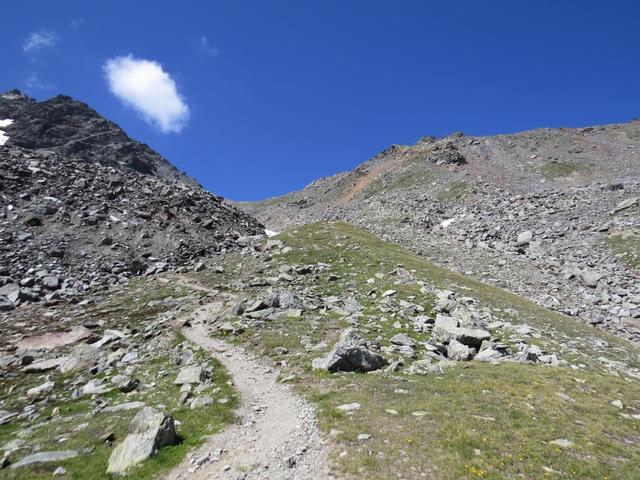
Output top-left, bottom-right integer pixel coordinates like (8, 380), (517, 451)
(0, 91), (263, 311)
(243, 120), (640, 342)
(2, 222), (639, 479)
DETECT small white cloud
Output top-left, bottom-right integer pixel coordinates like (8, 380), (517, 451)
(69, 18), (84, 29)
(23, 30), (58, 53)
(24, 73), (53, 91)
(199, 35), (219, 57)
(103, 55), (190, 134)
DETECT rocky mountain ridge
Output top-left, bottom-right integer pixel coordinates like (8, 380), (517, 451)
(243, 120), (640, 342)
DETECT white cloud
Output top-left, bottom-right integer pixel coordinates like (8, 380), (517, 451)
(24, 73), (53, 91)
(103, 55), (190, 134)
(70, 18), (84, 29)
(23, 30), (58, 53)
(199, 35), (219, 57)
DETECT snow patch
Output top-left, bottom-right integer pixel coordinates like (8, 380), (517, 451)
(1, 93), (22, 100)
(0, 118), (14, 146)
(441, 218), (455, 228)
(265, 229), (280, 237)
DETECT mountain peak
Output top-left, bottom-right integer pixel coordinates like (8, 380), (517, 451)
(0, 90), (194, 185)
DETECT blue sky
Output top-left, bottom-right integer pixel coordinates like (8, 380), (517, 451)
(2, 1), (639, 200)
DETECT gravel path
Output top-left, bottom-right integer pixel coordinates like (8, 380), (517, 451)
(165, 303), (332, 480)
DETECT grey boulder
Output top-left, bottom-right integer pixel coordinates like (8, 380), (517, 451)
(11, 450), (78, 469)
(432, 314), (459, 343)
(313, 328), (386, 373)
(174, 366), (206, 385)
(0, 295), (14, 311)
(454, 328), (491, 348)
(107, 407), (177, 475)
(447, 339), (475, 361)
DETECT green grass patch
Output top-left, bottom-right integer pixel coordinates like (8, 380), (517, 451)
(364, 168), (432, 196)
(437, 180), (469, 202)
(606, 231), (640, 269)
(541, 161), (584, 179)
(311, 363), (640, 480)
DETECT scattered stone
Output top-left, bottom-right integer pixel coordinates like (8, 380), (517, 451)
(174, 366), (206, 385)
(103, 402), (146, 413)
(454, 328), (491, 348)
(550, 439), (574, 449)
(432, 315), (459, 343)
(27, 380), (55, 399)
(613, 197), (638, 213)
(190, 395), (213, 410)
(389, 333), (416, 347)
(11, 451), (78, 469)
(516, 231), (533, 246)
(336, 403), (361, 412)
(22, 357), (68, 373)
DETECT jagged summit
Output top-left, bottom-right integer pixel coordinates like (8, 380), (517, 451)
(0, 90), (194, 185)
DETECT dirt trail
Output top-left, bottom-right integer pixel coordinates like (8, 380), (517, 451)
(164, 302), (332, 480)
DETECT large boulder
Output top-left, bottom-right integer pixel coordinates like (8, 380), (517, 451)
(16, 326), (93, 351)
(447, 339), (475, 361)
(107, 407), (177, 475)
(312, 328), (386, 373)
(276, 290), (302, 310)
(174, 366), (206, 385)
(454, 328), (491, 348)
(432, 314), (459, 343)
(516, 231), (533, 246)
(0, 295), (14, 311)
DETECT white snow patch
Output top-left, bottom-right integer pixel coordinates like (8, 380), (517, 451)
(265, 229), (280, 237)
(2, 93), (22, 100)
(441, 218), (455, 228)
(0, 118), (14, 146)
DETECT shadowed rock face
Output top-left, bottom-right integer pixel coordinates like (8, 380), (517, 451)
(0, 89), (264, 309)
(0, 89), (193, 185)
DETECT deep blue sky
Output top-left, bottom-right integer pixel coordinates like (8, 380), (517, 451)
(2, 1), (639, 200)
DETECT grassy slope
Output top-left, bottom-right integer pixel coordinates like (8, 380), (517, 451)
(186, 221), (640, 480)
